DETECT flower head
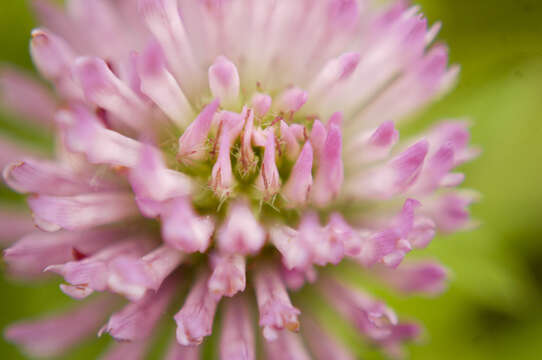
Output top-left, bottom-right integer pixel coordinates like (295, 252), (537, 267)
(1, 0), (477, 358)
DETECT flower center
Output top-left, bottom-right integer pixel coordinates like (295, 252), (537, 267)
(162, 84), (330, 227)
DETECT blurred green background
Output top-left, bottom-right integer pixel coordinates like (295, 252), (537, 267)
(1, 0), (542, 359)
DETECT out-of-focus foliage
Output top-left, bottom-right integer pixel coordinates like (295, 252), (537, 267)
(1, 0), (541, 359)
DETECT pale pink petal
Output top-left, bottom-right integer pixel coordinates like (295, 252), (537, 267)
(217, 201), (265, 255)
(0, 209), (34, 246)
(138, 41), (194, 127)
(386, 140), (430, 194)
(410, 142), (455, 194)
(74, 56), (149, 131)
(357, 199), (421, 268)
(254, 264), (300, 341)
(356, 44), (454, 127)
(217, 109), (245, 136)
(45, 239), (151, 298)
(269, 225), (311, 272)
(177, 99), (220, 163)
(311, 123), (344, 206)
(175, 272), (220, 346)
(425, 191), (478, 233)
(3, 158), (108, 196)
(298, 213), (344, 267)
(347, 121), (399, 164)
(251, 92), (272, 117)
(130, 143), (192, 202)
(428, 120), (479, 166)
(408, 216), (436, 249)
(279, 120), (301, 161)
(281, 265), (317, 291)
(239, 107), (257, 176)
(99, 276), (177, 341)
(211, 115), (241, 198)
(139, 0), (202, 95)
(3, 228), (121, 278)
(302, 315), (355, 360)
(208, 253), (246, 298)
(209, 56), (240, 107)
(161, 197), (215, 253)
(57, 105), (143, 167)
(440, 172), (466, 188)
(275, 87), (308, 114)
(165, 338), (200, 360)
(357, 228), (400, 268)
(327, 213), (362, 257)
(426, 21), (442, 45)
(256, 130), (281, 200)
(100, 341), (149, 360)
(108, 245), (185, 301)
(30, 0), (79, 49)
(289, 124), (307, 141)
(251, 127), (268, 147)
(392, 198), (421, 238)
(66, 0), (133, 58)
(326, 112), (343, 129)
(282, 141), (313, 207)
(264, 331), (311, 360)
(309, 52), (361, 98)
(326, 0), (360, 29)
(0, 136), (40, 171)
(5, 296), (115, 358)
(0, 67), (56, 124)
(28, 192), (139, 231)
(220, 296), (255, 360)
(30, 28), (81, 99)
(378, 322), (422, 359)
(374, 261), (449, 295)
(320, 278), (398, 341)
(310, 120), (327, 160)
(352, 140), (429, 199)
(124, 51), (148, 100)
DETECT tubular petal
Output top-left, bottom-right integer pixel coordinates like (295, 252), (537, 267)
(99, 276), (177, 340)
(217, 201), (265, 255)
(208, 253), (246, 298)
(5, 296), (115, 358)
(254, 264), (301, 341)
(174, 272), (220, 346)
(220, 296), (255, 360)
